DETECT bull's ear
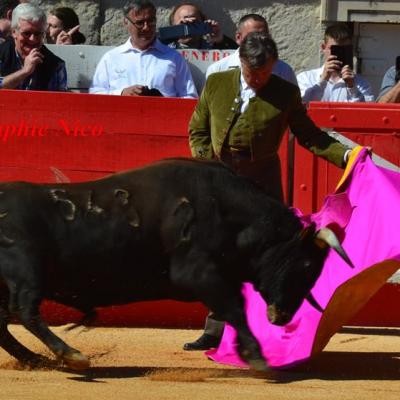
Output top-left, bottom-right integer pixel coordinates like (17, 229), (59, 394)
(299, 222), (317, 242)
(237, 222), (263, 252)
(172, 197), (195, 243)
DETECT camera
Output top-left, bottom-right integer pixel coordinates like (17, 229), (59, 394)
(158, 22), (213, 43)
(141, 87), (163, 97)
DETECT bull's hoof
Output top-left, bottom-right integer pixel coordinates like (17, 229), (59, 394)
(248, 357), (269, 372)
(241, 350), (269, 372)
(62, 351), (90, 370)
(19, 354), (52, 369)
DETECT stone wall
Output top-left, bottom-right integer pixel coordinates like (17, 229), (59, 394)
(33, 0), (324, 74)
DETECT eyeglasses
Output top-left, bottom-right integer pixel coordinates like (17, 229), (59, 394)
(125, 15), (156, 29)
(18, 30), (45, 39)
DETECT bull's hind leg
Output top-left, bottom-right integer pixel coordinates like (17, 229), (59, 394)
(1, 249), (90, 370)
(11, 286), (90, 370)
(0, 300), (43, 366)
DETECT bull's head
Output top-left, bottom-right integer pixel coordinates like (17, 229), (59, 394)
(238, 222), (353, 326)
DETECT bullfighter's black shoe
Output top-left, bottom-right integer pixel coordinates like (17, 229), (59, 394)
(183, 333), (221, 351)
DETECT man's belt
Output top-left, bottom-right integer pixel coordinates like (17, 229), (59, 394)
(221, 146), (251, 157)
(220, 146), (279, 164)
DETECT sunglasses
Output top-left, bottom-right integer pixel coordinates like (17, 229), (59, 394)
(18, 30), (45, 39)
(125, 15), (156, 29)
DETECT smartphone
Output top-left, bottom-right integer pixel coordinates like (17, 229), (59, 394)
(330, 45), (354, 70)
(395, 56), (400, 83)
(158, 22), (213, 42)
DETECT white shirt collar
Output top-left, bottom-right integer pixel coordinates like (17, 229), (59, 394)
(240, 68), (256, 94)
(239, 67), (256, 112)
(240, 69), (250, 91)
(118, 37), (167, 54)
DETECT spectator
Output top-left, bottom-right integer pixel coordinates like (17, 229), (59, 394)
(90, 0), (197, 98)
(0, 3), (67, 91)
(165, 2), (237, 50)
(0, 0), (19, 43)
(297, 23), (374, 104)
(46, 7), (86, 45)
(185, 32), (352, 352)
(377, 62), (400, 103)
(206, 13), (297, 85)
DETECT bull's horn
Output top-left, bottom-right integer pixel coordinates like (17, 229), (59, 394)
(306, 293), (324, 313)
(315, 227), (354, 268)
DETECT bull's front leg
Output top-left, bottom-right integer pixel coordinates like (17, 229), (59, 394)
(206, 291), (268, 372)
(170, 247), (268, 370)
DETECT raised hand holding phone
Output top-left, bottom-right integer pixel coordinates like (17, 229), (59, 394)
(320, 55), (342, 81)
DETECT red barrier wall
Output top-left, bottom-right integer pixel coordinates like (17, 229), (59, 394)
(0, 90), (195, 182)
(294, 101), (400, 214)
(1, 92), (399, 327)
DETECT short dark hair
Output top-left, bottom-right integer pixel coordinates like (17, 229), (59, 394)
(237, 13), (268, 31)
(123, 0), (156, 17)
(49, 7), (86, 44)
(324, 23), (352, 43)
(239, 32), (278, 69)
(169, 2), (206, 25)
(0, 0), (19, 19)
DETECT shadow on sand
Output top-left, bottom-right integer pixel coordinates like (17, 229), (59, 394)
(62, 350), (400, 383)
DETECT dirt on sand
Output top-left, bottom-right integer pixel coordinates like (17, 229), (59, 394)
(0, 324), (399, 400)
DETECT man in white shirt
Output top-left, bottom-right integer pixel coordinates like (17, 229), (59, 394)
(90, 0), (197, 98)
(297, 23), (374, 104)
(206, 13), (297, 86)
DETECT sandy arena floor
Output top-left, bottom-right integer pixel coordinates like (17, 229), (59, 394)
(0, 325), (399, 400)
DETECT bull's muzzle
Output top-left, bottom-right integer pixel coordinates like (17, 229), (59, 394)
(267, 304), (291, 326)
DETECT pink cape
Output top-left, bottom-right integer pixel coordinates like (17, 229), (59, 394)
(206, 148), (400, 369)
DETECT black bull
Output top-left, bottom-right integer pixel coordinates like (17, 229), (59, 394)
(0, 158), (352, 371)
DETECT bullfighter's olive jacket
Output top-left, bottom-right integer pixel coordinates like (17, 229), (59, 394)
(189, 68), (347, 168)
